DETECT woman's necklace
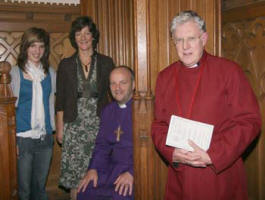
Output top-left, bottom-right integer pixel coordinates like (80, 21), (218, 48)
(79, 51), (93, 73)
(81, 62), (90, 73)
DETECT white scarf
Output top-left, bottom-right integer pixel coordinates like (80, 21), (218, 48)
(17, 61), (46, 139)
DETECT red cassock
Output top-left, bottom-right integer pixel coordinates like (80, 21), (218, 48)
(151, 51), (261, 200)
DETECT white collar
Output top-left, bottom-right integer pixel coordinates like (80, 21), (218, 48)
(188, 63), (199, 68)
(118, 103), (127, 108)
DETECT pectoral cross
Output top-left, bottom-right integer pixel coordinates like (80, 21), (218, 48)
(114, 125), (124, 142)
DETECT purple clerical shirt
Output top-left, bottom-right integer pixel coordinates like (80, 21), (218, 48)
(78, 99), (133, 200)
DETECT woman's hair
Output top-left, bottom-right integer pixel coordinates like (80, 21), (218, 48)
(170, 10), (206, 37)
(17, 27), (50, 73)
(69, 16), (99, 50)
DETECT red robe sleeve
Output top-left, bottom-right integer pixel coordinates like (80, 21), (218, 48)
(207, 64), (261, 173)
(151, 70), (175, 165)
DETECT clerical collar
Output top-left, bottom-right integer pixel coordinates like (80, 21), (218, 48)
(117, 98), (133, 109)
(188, 63), (199, 68)
(118, 103), (127, 108)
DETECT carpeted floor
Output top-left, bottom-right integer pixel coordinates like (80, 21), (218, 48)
(47, 187), (70, 200)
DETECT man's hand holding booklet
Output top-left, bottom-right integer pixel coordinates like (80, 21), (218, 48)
(166, 115), (214, 151)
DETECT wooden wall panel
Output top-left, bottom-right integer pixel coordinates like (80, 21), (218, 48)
(222, 9), (265, 199)
(133, 0), (155, 199)
(0, 32), (22, 66)
(223, 0), (265, 10)
(223, 2), (265, 23)
(81, 0), (134, 68)
(0, 2), (79, 33)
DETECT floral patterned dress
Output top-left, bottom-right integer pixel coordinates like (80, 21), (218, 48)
(59, 54), (100, 188)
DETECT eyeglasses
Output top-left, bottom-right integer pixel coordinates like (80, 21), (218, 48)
(173, 35), (202, 46)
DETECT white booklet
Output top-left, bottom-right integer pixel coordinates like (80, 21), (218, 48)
(166, 115), (214, 151)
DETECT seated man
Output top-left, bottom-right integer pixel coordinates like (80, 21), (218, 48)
(77, 66), (135, 200)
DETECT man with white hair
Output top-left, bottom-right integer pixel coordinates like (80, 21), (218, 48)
(152, 10), (261, 200)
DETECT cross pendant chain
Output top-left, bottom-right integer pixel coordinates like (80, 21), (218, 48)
(114, 125), (124, 142)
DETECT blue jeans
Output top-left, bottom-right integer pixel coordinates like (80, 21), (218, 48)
(17, 134), (53, 200)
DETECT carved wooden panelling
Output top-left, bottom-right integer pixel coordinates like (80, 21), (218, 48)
(222, 18), (265, 101)
(50, 33), (75, 69)
(222, 17), (265, 200)
(0, 32), (75, 69)
(223, 0), (265, 10)
(0, 32), (22, 66)
(0, 1), (80, 32)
